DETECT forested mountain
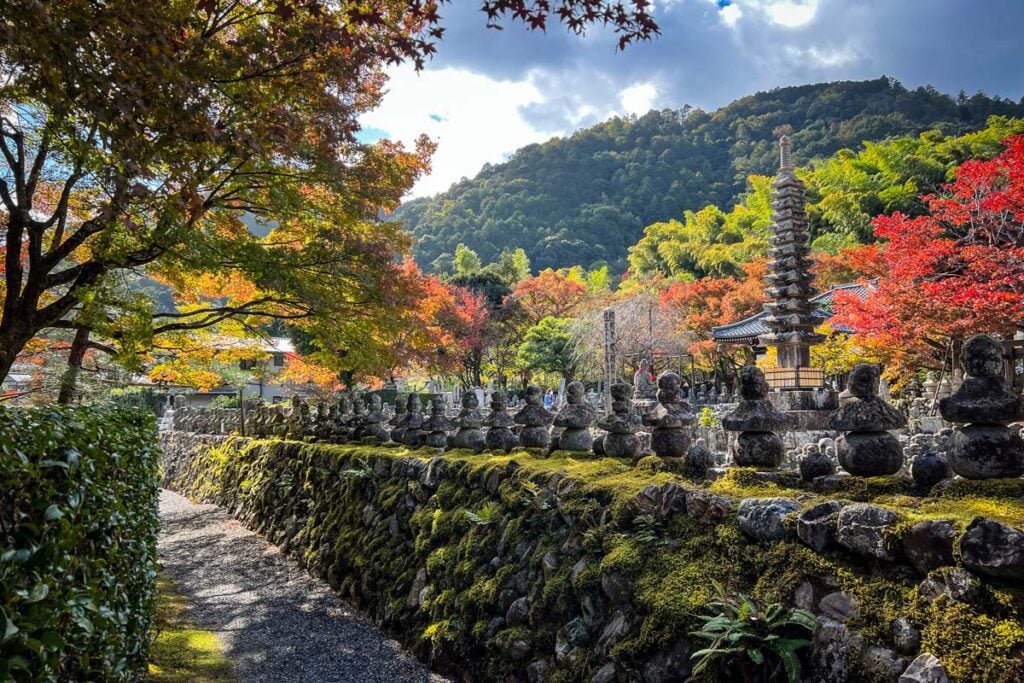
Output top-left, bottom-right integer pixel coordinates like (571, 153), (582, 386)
(394, 77), (1024, 274)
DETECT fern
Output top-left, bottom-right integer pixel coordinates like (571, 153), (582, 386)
(465, 502), (501, 526)
(689, 581), (819, 682)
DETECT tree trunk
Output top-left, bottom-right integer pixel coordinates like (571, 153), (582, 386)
(57, 327), (91, 405)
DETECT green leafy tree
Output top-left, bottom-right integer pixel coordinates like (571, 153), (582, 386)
(517, 316), (581, 381)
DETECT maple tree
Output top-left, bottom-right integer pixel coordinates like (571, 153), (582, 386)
(834, 134), (1024, 379)
(659, 259), (768, 369)
(0, 0), (655, 392)
(510, 269), (589, 325)
(811, 244), (887, 289)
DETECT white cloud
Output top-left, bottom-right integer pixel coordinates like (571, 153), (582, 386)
(362, 66), (547, 198)
(714, 0), (819, 29)
(619, 82), (660, 115)
(763, 0), (819, 27)
(720, 4), (743, 26)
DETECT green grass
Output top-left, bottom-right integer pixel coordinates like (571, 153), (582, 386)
(148, 575), (236, 683)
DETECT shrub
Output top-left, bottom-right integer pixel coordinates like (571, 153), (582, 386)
(0, 405), (160, 682)
(698, 406), (718, 429)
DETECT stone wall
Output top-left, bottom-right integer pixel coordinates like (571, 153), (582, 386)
(160, 433), (1024, 682)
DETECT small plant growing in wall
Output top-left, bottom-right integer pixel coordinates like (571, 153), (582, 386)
(689, 582), (819, 683)
(465, 502), (502, 526)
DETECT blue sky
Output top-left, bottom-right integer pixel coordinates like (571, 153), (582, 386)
(360, 0), (1024, 197)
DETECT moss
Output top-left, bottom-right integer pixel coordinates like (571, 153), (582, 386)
(163, 436), (1024, 682)
(148, 575), (236, 683)
(920, 598), (1024, 682)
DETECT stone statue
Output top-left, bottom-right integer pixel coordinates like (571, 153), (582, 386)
(646, 372), (694, 459)
(388, 397), (408, 444)
(595, 383), (643, 459)
(939, 334), (1024, 479)
(451, 392), (486, 453)
(553, 381), (597, 452)
(829, 364), (906, 476)
(363, 395), (390, 443)
(402, 394), (427, 447)
(513, 385), (554, 449)
(349, 393), (368, 440)
(633, 359), (656, 400)
(722, 366), (789, 468)
(484, 390), (518, 453)
(333, 395), (354, 442)
(423, 395), (455, 451)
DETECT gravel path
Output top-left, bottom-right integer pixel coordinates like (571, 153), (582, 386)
(158, 489), (447, 683)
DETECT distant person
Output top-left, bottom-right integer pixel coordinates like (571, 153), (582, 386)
(544, 389), (554, 410)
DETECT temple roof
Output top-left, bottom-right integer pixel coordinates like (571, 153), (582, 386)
(711, 282), (872, 344)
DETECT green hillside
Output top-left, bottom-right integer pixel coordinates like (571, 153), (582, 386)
(394, 77), (1024, 274)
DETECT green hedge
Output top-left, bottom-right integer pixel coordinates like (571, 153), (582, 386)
(0, 406), (160, 682)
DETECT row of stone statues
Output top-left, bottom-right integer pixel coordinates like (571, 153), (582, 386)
(169, 334), (1023, 483)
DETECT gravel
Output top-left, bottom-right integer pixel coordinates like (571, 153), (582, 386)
(158, 489), (448, 683)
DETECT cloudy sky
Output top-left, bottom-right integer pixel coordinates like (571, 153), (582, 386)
(360, 0), (1024, 198)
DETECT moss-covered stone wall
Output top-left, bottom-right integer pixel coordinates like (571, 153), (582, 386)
(159, 434), (1024, 682)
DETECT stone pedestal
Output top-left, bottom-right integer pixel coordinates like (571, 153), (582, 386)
(514, 386), (554, 449)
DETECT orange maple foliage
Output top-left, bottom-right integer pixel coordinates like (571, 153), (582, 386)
(510, 269), (588, 325)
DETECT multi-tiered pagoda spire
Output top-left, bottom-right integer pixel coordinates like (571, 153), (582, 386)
(760, 135), (824, 369)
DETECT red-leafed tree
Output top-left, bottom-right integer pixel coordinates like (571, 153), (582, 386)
(812, 244), (887, 290)
(659, 259), (768, 370)
(834, 134), (1024, 378)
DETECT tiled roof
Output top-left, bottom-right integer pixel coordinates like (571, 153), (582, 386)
(711, 282), (872, 343)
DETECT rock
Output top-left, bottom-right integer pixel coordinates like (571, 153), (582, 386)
(542, 552), (559, 580)
(506, 596), (531, 626)
(793, 580), (816, 611)
(684, 489), (733, 524)
(628, 483), (688, 521)
(406, 567), (427, 608)
(601, 572), (632, 605)
(570, 558), (589, 587)
(484, 617), (505, 638)
(892, 617), (921, 656)
(836, 503), (899, 560)
(527, 660), (549, 683)
(836, 431), (904, 477)
(811, 618), (865, 683)
(554, 630), (572, 661)
(909, 453), (949, 490)
(592, 663), (617, 683)
(563, 617), (590, 648)
(737, 497), (800, 541)
(800, 446), (836, 481)
(959, 517), (1024, 580)
(597, 609), (634, 655)
(496, 632), (531, 660)
(901, 520), (956, 575)
(899, 653), (949, 683)
(818, 591), (859, 623)
(918, 567), (978, 604)
(641, 637), (693, 683)
(685, 439), (714, 478)
(797, 500), (843, 552)
(861, 645), (908, 682)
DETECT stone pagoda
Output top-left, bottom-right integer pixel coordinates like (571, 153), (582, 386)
(758, 135), (836, 427)
(761, 135), (824, 369)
